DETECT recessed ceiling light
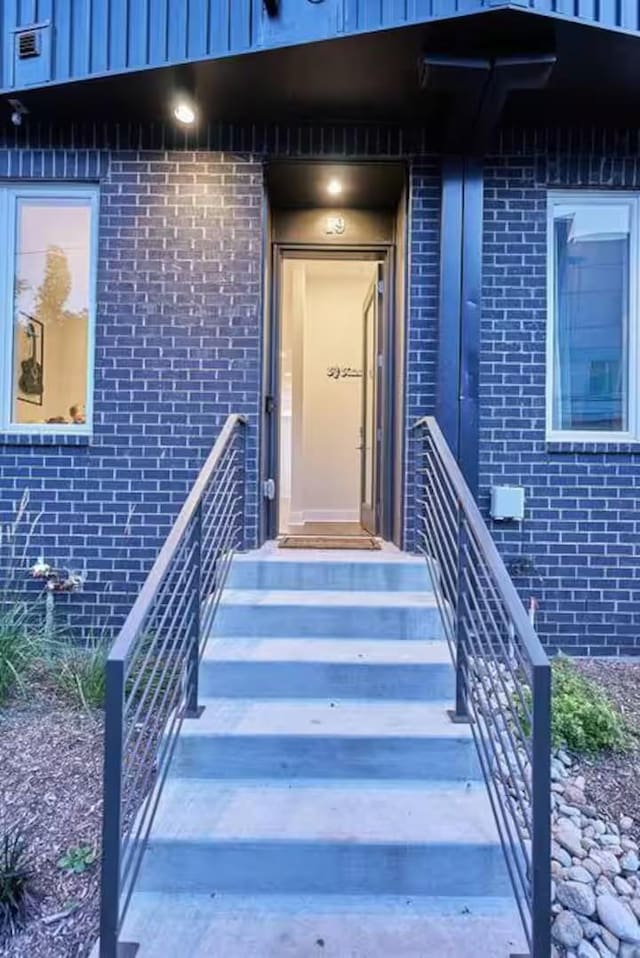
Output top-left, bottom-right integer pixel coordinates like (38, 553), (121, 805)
(173, 101), (196, 125)
(327, 178), (343, 196)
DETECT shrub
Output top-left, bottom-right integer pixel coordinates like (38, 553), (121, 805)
(57, 845), (97, 875)
(549, 657), (628, 753)
(0, 826), (35, 936)
(0, 614), (40, 705)
(50, 634), (108, 711)
(0, 491), (46, 704)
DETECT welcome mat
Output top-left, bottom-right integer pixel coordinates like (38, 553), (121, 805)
(278, 535), (381, 551)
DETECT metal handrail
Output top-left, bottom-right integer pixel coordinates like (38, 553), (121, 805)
(99, 413), (247, 958)
(414, 415), (551, 958)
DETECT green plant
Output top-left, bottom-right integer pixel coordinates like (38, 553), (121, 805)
(0, 618), (33, 705)
(57, 845), (96, 875)
(0, 826), (35, 936)
(0, 491), (49, 703)
(50, 634), (108, 711)
(549, 657), (628, 753)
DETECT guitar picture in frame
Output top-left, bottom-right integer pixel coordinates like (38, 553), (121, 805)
(16, 313), (44, 407)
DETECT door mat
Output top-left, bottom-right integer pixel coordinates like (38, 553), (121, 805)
(278, 535), (381, 551)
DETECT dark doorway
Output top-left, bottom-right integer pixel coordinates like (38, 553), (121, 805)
(261, 161), (407, 545)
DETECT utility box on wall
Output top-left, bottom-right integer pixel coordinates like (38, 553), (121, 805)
(490, 485), (525, 522)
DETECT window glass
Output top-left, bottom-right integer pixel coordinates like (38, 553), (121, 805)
(552, 203), (630, 433)
(12, 198), (92, 427)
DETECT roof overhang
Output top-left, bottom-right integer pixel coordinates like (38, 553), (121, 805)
(4, 9), (640, 141)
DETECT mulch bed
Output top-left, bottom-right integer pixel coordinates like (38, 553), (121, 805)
(0, 680), (103, 958)
(572, 658), (640, 843)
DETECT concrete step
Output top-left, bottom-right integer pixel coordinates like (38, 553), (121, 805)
(137, 779), (511, 898)
(212, 590), (442, 640)
(226, 554), (432, 592)
(120, 892), (527, 957)
(200, 637), (454, 700)
(171, 697), (479, 780)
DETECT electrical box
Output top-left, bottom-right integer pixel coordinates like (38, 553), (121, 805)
(490, 485), (525, 522)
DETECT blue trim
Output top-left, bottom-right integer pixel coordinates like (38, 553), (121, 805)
(436, 157), (482, 498)
(436, 157), (463, 456)
(459, 158), (483, 499)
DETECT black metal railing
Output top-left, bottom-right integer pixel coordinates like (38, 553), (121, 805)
(415, 416), (551, 958)
(98, 413), (247, 958)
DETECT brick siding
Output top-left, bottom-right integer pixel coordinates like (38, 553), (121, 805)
(482, 130), (640, 656)
(0, 145), (264, 633)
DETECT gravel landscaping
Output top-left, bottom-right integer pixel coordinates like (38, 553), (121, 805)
(551, 661), (640, 958)
(0, 677), (103, 958)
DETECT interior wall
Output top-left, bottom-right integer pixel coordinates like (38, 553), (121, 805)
(279, 258), (377, 529)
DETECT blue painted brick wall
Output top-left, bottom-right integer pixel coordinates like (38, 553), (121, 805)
(0, 144), (264, 635)
(0, 121), (440, 638)
(404, 159), (441, 548)
(6, 117), (638, 658)
(481, 128), (640, 657)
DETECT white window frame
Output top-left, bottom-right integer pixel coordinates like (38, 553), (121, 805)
(0, 183), (99, 436)
(546, 190), (640, 443)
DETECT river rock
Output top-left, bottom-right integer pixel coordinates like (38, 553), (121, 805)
(590, 850), (622, 877)
(601, 927), (620, 952)
(557, 819), (586, 858)
(553, 840), (573, 868)
(558, 881), (597, 917)
(597, 895), (640, 943)
(622, 852), (640, 873)
(570, 865), (596, 884)
(577, 940), (601, 958)
(629, 899), (640, 920)
(584, 858), (603, 880)
(564, 784), (587, 806)
(553, 910), (585, 948)
(596, 876), (618, 898)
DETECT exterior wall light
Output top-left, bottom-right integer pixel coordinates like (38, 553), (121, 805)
(173, 101), (196, 125)
(327, 178), (342, 196)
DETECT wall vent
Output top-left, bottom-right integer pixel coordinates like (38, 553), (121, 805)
(11, 23), (52, 86)
(16, 30), (40, 59)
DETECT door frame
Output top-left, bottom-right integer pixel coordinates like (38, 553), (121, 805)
(263, 243), (396, 541)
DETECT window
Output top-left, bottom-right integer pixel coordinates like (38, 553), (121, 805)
(0, 186), (98, 434)
(547, 193), (638, 441)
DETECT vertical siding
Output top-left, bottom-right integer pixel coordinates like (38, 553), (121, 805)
(2, 0), (640, 93)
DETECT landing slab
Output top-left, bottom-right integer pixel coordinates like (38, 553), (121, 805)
(120, 893), (527, 957)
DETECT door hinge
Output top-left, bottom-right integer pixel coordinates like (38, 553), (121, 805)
(263, 478), (276, 500)
(376, 428), (383, 442)
(265, 394), (275, 414)
(377, 353), (383, 369)
(377, 279), (384, 295)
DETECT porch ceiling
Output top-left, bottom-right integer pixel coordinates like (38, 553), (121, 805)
(5, 9), (640, 135)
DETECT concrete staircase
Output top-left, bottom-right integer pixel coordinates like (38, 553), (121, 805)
(122, 545), (526, 957)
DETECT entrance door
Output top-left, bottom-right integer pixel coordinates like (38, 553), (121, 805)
(273, 255), (385, 539)
(360, 267), (383, 534)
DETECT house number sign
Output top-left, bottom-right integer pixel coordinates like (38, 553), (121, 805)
(327, 366), (362, 380)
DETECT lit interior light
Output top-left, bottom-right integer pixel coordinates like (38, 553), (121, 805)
(173, 101), (196, 125)
(327, 178), (343, 196)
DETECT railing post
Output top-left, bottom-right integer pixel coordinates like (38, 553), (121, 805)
(452, 514), (469, 722)
(100, 659), (127, 958)
(184, 502), (202, 718)
(531, 662), (552, 958)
